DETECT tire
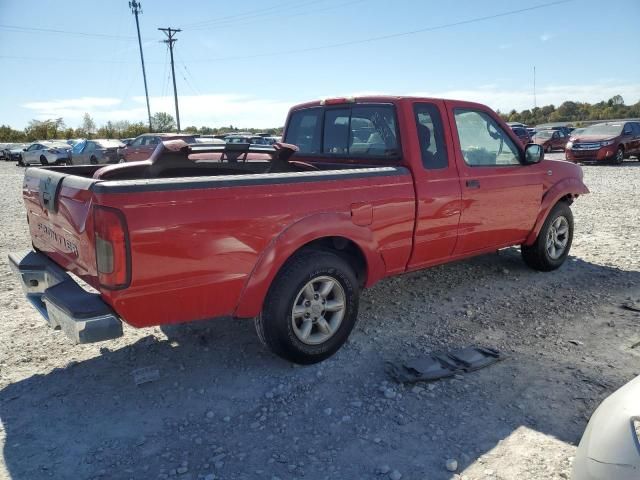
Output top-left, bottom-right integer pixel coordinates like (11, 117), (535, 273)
(521, 201), (573, 271)
(90, 156), (98, 165)
(39, 155), (48, 165)
(545, 144), (553, 153)
(255, 249), (359, 364)
(614, 146), (624, 165)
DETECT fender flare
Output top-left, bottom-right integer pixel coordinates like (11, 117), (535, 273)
(524, 177), (589, 246)
(233, 212), (385, 318)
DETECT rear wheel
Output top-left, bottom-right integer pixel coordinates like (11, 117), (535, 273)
(521, 201), (573, 271)
(545, 144), (553, 153)
(255, 249), (359, 364)
(39, 155), (48, 165)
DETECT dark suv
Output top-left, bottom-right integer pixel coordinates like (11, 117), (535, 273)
(510, 126), (531, 145)
(565, 121), (640, 164)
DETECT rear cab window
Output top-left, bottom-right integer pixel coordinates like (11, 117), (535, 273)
(285, 103), (401, 161)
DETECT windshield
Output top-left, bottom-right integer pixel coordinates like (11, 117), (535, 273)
(579, 124), (623, 136)
(534, 131), (553, 138)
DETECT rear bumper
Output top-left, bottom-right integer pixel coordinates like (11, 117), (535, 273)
(8, 251), (123, 344)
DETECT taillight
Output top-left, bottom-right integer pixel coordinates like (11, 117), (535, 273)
(93, 206), (130, 289)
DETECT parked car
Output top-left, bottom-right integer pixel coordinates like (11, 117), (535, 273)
(510, 126), (532, 145)
(70, 139), (125, 165)
(1, 143), (25, 161)
(565, 121), (640, 164)
(5, 143), (28, 163)
(224, 134), (269, 144)
(194, 136), (226, 144)
(532, 129), (570, 152)
(8, 96), (588, 364)
(120, 133), (197, 161)
(536, 125), (573, 137)
(19, 141), (71, 166)
(263, 136), (283, 145)
(572, 375), (640, 480)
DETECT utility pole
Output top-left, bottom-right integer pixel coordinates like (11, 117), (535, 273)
(158, 27), (182, 132)
(533, 65), (537, 109)
(129, 0), (153, 132)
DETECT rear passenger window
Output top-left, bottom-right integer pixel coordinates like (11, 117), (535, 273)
(285, 108), (322, 154)
(323, 109), (350, 155)
(414, 103), (448, 169)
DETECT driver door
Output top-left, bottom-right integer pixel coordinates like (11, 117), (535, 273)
(445, 101), (545, 254)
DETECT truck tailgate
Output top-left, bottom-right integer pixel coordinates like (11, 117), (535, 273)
(23, 167), (100, 288)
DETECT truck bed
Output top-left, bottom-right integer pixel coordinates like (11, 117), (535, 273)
(23, 155), (416, 328)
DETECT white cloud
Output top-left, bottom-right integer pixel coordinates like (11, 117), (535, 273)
(540, 33), (554, 42)
(21, 94), (291, 128)
(19, 82), (640, 129)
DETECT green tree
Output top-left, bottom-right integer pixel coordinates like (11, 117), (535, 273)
(151, 112), (176, 133)
(80, 113), (97, 138)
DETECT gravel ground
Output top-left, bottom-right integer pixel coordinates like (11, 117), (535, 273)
(1, 155), (639, 480)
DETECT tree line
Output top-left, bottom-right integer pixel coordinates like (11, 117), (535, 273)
(498, 95), (640, 126)
(0, 111), (283, 143)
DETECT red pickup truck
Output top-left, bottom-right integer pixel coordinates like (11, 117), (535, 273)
(9, 96), (588, 364)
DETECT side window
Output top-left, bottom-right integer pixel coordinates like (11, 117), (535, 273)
(348, 106), (398, 157)
(323, 108), (350, 154)
(454, 109), (521, 167)
(623, 123), (633, 135)
(85, 142), (95, 151)
(284, 108), (322, 154)
(27, 144), (38, 151)
(147, 136), (160, 146)
(552, 131), (559, 139)
(131, 136), (144, 146)
(413, 103), (448, 169)
(633, 123), (640, 135)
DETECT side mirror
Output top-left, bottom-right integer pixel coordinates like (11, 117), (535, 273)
(524, 143), (543, 164)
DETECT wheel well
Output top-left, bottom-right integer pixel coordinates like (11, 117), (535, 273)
(295, 236), (367, 286)
(559, 194), (574, 206)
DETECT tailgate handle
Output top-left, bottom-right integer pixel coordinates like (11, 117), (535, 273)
(39, 175), (65, 213)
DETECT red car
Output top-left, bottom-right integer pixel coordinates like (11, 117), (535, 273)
(9, 96), (588, 364)
(565, 121), (640, 164)
(120, 133), (197, 161)
(532, 129), (570, 152)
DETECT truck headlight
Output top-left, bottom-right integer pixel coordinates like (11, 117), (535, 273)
(600, 140), (614, 147)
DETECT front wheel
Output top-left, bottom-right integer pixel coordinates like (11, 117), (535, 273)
(614, 147), (624, 165)
(255, 249), (359, 364)
(545, 144), (553, 153)
(39, 155), (48, 165)
(521, 201), (573, 271)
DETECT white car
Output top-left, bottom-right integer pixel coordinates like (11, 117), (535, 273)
(572, 375), (640, 479)
(20, 141), (72, 166)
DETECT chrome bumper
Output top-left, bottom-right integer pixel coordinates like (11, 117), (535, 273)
(8, 251), (123, 344)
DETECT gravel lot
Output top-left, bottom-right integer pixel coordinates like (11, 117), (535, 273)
(1, 155), (639, 480)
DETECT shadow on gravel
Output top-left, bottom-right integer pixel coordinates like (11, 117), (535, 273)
(1, 251), (639, 480)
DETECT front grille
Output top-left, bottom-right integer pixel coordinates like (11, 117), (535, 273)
(572, 143), (600, 150)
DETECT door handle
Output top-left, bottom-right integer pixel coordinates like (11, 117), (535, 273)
(466, 179), (480, 189)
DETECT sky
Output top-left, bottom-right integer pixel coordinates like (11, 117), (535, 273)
(0, 0), (639, 129)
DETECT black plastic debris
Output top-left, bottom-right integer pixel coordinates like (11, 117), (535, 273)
(386, 346), (504, 384)
(621, 302), (640, 313)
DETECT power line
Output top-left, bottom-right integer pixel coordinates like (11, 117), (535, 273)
(186, 0), (365, 31)
(182, 0), (307, 28)
(188, 0), (574, 63)
(0, 24), (135, 40)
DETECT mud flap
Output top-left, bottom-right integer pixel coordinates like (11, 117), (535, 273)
(386, 346), (504, 384)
